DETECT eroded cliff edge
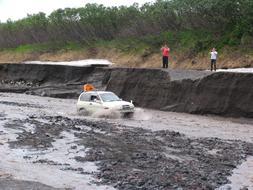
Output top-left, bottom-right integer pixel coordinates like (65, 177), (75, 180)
(0, 64), (252, 118)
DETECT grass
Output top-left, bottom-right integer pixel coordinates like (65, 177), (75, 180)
(94, 38), (150, 54)
(2, 41), (83, 53)
(0, 30), (252, 58)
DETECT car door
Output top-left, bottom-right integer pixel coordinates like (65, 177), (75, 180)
(78, 93), (92, 113)
(88, 94), (104, 114)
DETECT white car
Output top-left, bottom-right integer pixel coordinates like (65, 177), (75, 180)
(77, 91), (135, 117)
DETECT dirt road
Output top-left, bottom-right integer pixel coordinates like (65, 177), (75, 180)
(0, 93), (253, 190)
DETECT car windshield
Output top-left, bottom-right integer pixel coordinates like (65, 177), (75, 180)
(100, 92), (121, 102)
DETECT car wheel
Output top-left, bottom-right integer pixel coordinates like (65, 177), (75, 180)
(78, 108), (89, 116)
(123, 112), (134, 118)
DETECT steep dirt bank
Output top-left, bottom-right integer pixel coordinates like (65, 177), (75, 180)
(107, 68), (253, 118)
(0, 64), (107, 98)
(0, 48), (253, 70)
(0, 63), (253, 118)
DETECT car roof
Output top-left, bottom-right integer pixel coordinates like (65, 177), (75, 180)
(81, 91), (113, 94)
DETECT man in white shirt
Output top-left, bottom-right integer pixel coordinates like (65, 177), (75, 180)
(210, 48), (218, 71)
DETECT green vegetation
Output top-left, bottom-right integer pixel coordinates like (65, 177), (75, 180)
(0, 0), (252, 55)
(2, 41), (83, 53)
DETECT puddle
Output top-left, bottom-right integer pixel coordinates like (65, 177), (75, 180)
(217, 156), (253, 190)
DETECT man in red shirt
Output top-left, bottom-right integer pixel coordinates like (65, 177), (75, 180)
(160, 44), (170, 68)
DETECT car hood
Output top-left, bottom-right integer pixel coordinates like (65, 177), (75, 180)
(103, 101), (134, 108)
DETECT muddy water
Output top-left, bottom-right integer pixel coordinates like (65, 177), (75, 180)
(0, 92), (253, 189)
(228, 156), (253, 189)
(0, 93), (115, 190)
(2, 93), (253, 143)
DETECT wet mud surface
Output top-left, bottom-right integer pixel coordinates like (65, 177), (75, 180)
(0, 179), (62, 190)
(1, 93), (253, 189)
(0, 100), (44, 108)
(5, 115), (253, 189)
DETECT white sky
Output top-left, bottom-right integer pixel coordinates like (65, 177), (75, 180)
(0, 0), (154, 22)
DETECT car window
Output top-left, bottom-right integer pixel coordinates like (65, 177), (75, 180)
(100, 92), (120, 102)
(90, 95), (100, 102)
(80, 93), (91, 102)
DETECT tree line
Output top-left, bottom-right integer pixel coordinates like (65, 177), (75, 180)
(0, 0), (252, 49)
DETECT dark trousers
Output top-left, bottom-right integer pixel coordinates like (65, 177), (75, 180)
(163, 56), (169, 68)
(211, 59), (216, 71)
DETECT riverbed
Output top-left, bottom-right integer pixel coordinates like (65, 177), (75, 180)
(0, 92), (253, 189)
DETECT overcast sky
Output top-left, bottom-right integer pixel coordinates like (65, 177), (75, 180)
(0, 0), (154, 22)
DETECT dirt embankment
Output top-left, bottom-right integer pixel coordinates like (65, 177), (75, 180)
(0, 64), (253, 118)
(0, 48), (253, 70)
(106, 68), (253, 118)
(0, 48), (160, 67)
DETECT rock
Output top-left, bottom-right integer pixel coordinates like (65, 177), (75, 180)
(217, 184), (232, 190)
(240, 187), (248, 190)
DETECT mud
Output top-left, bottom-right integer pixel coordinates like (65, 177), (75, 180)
(74, 122), (252, 189)
(1, 93), (253, 189)
(10, 116), (253, 190)
(0, 179), (62, 190)
(0, 100), (44, 108)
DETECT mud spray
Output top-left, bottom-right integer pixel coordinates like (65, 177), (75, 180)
(87, 108), (152, 121)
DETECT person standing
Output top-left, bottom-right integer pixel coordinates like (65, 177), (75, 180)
(210, 48), (218, 71)
(161, 44), (170, 68)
